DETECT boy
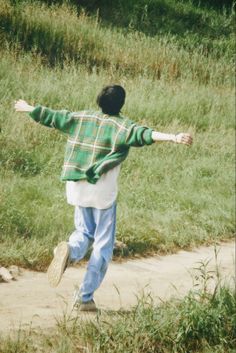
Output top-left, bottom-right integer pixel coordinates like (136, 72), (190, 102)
(15, 85), (192, 311)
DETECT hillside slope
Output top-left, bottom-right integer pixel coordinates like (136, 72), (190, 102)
(0, 0), (234, 269)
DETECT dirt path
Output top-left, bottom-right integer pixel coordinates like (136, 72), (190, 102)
(0, 241), (235, 333)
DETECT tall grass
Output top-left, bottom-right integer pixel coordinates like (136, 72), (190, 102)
(0, 0), (234, 86)
(74, 0), (235, 41)
(0, 271), (235, 352)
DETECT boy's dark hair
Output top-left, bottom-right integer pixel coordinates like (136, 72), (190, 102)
(96, 85), (126, 116)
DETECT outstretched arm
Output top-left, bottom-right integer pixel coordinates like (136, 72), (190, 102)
(152, 131), (193, 146)
(125, 123), (193, 148)
(14, 99), (75, 133)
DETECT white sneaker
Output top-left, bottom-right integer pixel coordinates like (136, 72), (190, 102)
(47, 241), (69, 287)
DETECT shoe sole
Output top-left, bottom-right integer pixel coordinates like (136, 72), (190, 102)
(74, 302), (97, 312)
(79, 304), (97, 312)
(47, 241), (69, 288)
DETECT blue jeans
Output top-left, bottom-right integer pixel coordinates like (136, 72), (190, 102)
(68, 203), (116, 303)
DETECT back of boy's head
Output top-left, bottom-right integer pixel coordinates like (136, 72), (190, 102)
(96, 85), (126, 116)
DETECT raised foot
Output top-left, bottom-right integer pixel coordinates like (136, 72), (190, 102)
(47, 241), (69, 288)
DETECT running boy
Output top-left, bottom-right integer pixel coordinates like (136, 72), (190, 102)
(15, 85), (192, 311)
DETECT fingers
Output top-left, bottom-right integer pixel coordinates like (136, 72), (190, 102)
(181, 134), (193, 146)
(176, 133), (193, 146)
(14, 99), (27, 112)
(14, 102), (20, 111)
(14, 102), (22, 111)
(15, 99), (26, 105)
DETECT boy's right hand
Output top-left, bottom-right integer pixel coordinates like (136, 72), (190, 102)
(14, 99), (34, 112)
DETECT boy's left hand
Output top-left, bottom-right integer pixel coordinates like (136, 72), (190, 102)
(175, 133), (193, 146)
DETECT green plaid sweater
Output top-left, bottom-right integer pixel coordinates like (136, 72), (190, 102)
(29, 106), (154, 183)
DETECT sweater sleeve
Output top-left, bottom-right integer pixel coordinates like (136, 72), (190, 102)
(29, 105), (75, 134)
(125, 124), (154, 147)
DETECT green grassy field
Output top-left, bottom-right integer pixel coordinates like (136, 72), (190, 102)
(0, 0), (235, 270)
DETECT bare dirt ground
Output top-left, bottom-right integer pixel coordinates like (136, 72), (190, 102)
(0, 241), (235, 334)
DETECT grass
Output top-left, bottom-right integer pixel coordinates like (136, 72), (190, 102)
(0, 0), (235, 269)
(0, 265), (235, 353)
(0, 0), (234, 85)
(75, 0), (235, 41)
